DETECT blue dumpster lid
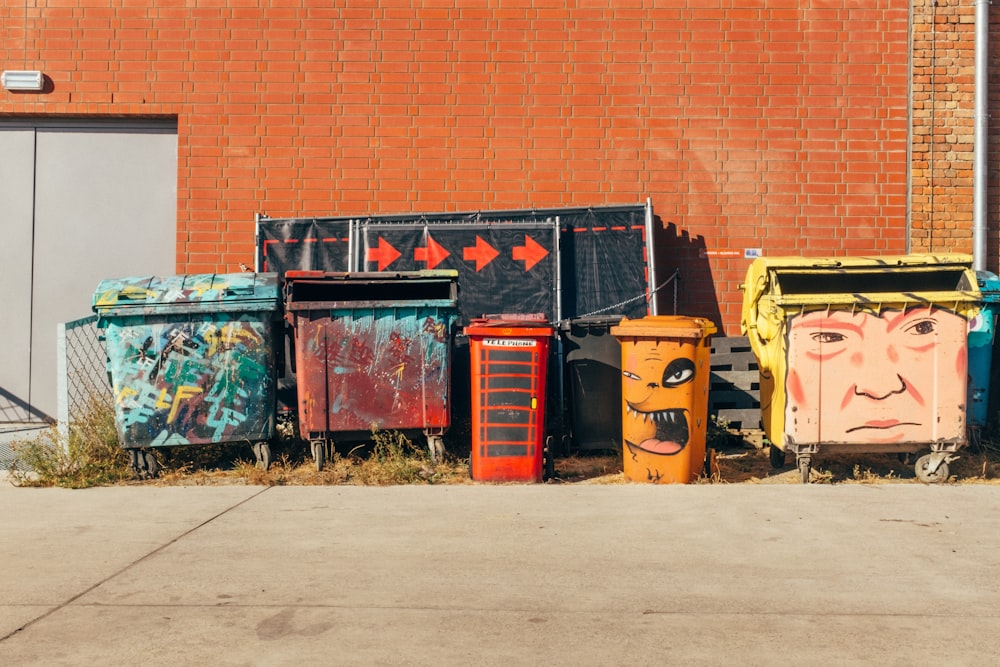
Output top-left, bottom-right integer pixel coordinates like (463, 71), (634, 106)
(976, 271), (1000, 302)
(93, 273), (280, 317)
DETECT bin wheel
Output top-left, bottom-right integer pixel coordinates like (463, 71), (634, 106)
(311, 440), (326, 472)
(915, 454), (949, 484)
(128, 449), (144, 477)
(427, 435), (445, 463)
(254, 442), (272, 471)
(797, 456), (811, 484)
(704, 448), (719, 480)
(769, 444), (786, 469)
(145, 450), (161, 478)
(130, 449), (160, 480)
(544, 436), (556, 481)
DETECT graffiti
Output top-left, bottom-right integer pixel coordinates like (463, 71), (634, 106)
(294, 307), (456, 434)
(422, 316), (448, 343)
(619, 335), (710, 484)
(783, 305), (969, 446)
(103, 315), (275, 447)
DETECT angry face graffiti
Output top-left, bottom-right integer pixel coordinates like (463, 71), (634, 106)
(622, 342), (698, 458)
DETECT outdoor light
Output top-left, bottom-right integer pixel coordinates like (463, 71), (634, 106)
(2, 70), (44, 92)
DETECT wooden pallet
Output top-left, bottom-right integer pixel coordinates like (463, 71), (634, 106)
(708, 336), (761, 431)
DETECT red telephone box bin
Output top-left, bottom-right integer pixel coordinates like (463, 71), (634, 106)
(465, 315), (554, 483)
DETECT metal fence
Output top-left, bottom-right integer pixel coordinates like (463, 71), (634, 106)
(56, 315), (113, 437)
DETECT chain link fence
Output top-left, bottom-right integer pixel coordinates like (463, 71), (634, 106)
(56, 315), (113, 437)
(0, 316), (111, 468)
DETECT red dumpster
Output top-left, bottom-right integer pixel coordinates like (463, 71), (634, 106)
(465, 315), (553, 483)
(284, 270), (459, 469)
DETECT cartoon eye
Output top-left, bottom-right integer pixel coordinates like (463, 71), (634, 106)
(622, 370), (641, 381)
(662, 358), (696, 387)
(810, 331), (846, 343)
(904, 319), (936, 336)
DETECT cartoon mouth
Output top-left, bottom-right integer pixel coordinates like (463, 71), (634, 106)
(845, 420), (921, 433)
(625, 405), (689, 455)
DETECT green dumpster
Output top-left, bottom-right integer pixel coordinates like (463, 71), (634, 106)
(740, 254), (980, 483)
(967, 271), (1000, 429)
(93, 273), (282, 477)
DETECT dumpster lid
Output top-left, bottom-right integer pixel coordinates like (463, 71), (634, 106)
(610, 315), (717, 339)
(283, 270), (458, 309)
(976, 270), (1000, 302)
(93, 273), (280, 314)
(557, 314), (626, 331)
(742, 254), (980, 308)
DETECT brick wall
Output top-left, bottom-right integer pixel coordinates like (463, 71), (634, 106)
(910, 0), (976, 258)
(0, 1), (914, 333)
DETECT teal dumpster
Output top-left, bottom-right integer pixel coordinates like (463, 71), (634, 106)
(93, 273), (281, 477)
(968, 271), (1000, 429)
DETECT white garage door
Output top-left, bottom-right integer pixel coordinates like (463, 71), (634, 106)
(0, 119), (177, 432)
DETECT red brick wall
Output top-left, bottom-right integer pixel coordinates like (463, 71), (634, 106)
(0, 1), (913, 333)
(910, 0), (976, 258)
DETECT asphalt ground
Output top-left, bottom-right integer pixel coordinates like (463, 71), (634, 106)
(1, 475), (998, 666)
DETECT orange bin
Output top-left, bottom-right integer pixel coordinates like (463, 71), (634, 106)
(611, 316), (717, 484)
(465, 315), (553, 483)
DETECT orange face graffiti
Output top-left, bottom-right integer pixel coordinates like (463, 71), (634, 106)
(621, 339), (699, 460)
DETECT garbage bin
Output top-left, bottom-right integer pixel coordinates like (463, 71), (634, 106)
(741, 254), (981, 483)
(93, 272), (282, 477)
(465, 315), (554, 482)
(968, 271), (1000, 429)
(283, 270), (459, 470)
(558, 316), (624, 452)
(611, 316), (717, 484)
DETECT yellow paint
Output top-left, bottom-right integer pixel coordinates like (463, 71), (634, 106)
(741, 254), (981, 451)
(115, 386), (138, 404)
(155, 389), (172, 410)
(611, 316), (716, 484)
(168, 386), (204, 423)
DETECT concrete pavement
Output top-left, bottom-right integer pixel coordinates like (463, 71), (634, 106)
(1, 476), (998, 665)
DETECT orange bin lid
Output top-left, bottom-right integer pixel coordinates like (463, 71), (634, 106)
(610, 315), (717, 340)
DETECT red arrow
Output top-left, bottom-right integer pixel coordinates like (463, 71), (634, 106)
(414, 234), (450, 269)
(365, 237), (401, 271)
(512, 235), (549, 271)
(463, 235), (500, 272)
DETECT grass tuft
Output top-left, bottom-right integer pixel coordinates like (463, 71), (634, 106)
(8, 398), (131, 488)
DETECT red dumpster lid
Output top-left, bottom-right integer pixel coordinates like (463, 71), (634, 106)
(464, 313), (553, 338)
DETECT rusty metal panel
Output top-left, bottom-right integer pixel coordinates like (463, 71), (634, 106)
(294, 307), (456, 436)
(285, 271), (459, 439)
(94, 273), (280, 448)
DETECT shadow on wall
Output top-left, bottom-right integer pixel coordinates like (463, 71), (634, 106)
(651, 218), (724, 332)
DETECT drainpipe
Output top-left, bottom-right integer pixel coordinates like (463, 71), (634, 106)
(974, 0), (989, 271)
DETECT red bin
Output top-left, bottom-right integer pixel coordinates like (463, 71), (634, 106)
(465, 315), (553, 482)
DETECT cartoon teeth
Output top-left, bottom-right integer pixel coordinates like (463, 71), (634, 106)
(626, 405), (684, 423)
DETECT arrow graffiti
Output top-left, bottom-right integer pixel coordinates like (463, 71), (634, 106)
(512, 234), (550, 271)
(462, 235), (500, 272)
(365, 237), (402, 271)
(413, 234), (450, 270)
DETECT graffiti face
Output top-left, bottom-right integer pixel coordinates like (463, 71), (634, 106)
(622, 339), (698, 458)
(785, 306), (968, 445)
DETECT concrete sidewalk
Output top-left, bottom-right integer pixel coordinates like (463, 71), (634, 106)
(1, 478), (998, 665)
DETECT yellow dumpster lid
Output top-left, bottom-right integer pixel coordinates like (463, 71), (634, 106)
(741, 253), (980, 309)
(610, 315), (717, 339)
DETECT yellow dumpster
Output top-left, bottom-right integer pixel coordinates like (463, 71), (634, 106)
(740, 254), (980, 483)
(611, 316), (717, 484)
